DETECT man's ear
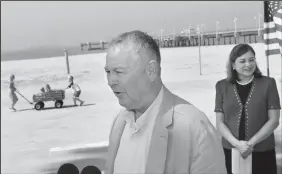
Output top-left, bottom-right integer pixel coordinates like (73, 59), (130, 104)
(149, 65), (156, 74)
(147, 60), (158, 73)
(145, 60), (158, 82)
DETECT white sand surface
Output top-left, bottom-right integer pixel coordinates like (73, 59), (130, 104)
(1, 43), (281, 173)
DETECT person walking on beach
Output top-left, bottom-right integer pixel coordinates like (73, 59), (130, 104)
(9, 74), (18, 111)
(65, 76), (84, 106)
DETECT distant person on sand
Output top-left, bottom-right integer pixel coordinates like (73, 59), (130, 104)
(104, 30), (226, 174)
(214, 44), (281, 174)
(9, 74), (18, 111)
(45, 84), (52, 92)
(65, 76), (84, 106)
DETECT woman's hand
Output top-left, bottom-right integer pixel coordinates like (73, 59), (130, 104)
(241, 144), (253, 159)
(235, 141), (253, 158)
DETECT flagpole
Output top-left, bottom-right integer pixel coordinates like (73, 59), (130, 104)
(280, 39), (282, 118)
(267, 55), (270, 77)
(197, 25), (202, 75)
(278, 2), (282, 117)
(262, 1), (270, 77)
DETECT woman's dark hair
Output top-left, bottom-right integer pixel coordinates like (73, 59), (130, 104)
(226, 44), (262, 83)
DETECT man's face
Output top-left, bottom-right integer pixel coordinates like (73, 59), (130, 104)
(105, 44), (151, 110)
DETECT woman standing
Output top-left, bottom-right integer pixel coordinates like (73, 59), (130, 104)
(214, 44), (280, 174)
(9, 74), (18, 111)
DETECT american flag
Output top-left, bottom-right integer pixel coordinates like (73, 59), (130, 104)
(263, 1), (282, 56)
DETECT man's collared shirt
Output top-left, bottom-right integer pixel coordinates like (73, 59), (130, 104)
(113, 86), (164, 174)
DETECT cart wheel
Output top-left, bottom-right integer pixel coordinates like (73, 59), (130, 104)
(55, 100), (63, 108)
(34, 102), (43, 110)
(41, 102), (45, 109)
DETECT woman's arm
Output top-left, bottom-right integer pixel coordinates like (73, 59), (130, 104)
(216, 112), (252, 158)
(248, 109), (280, 147)
(214, 82), (241, 147)
(249, 78), (281, 147)
(216, 112), (239, 147)
(214, 81), (251, 155)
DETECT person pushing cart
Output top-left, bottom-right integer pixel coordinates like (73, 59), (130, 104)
(65, 76), (84, 106)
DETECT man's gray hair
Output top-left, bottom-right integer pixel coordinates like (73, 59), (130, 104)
(108, 30), (161, 64)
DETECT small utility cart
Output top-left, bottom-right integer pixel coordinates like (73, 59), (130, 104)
(32, 90), (65, 110)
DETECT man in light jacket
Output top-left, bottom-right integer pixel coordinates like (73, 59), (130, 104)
(104, 30), (226, 174)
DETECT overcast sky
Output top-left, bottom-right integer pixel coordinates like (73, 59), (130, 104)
(1, 1), (263, 51)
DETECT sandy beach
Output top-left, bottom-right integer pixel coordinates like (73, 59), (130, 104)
(1, 43), (281, 173)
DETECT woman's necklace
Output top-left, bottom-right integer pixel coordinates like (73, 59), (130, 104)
(236, 75), (254, 85)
